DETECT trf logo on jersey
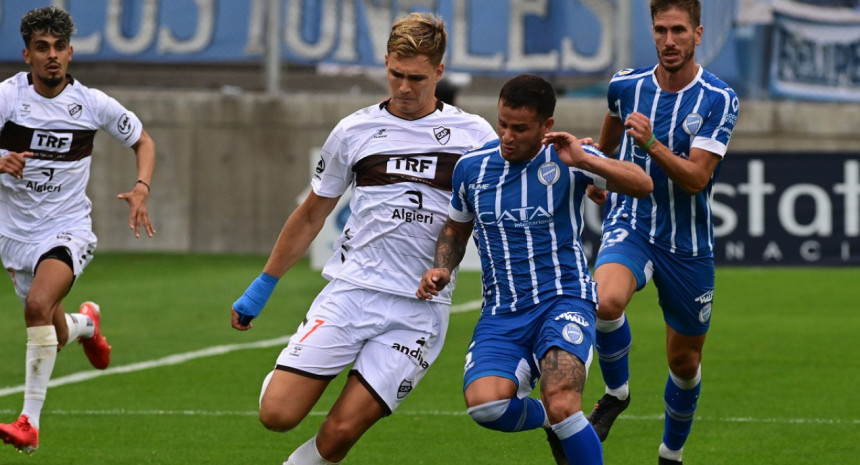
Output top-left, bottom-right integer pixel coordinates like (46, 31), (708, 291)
(31, 130), (73, 153)
(433, 126), (450, 145)
(387, 155), (437, 180)
(68, 103), (83, 120)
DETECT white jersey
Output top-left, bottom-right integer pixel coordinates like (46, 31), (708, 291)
(315, 99), (495, 304)
(0, 72), (143, 242)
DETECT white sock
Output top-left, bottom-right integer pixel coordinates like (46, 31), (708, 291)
(65, 312), (95, 342)
(22, 326), (59, 429)
(606, 382), (629, 401)
(659, 442), (683, 461)
(285, 435), (341, 465)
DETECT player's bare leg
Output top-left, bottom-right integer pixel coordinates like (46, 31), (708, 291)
(313, 374), (386, 462)
(259, 369), (330, 432)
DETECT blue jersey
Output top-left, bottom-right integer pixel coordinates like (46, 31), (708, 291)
(450, 140), (605, 315)
(603, 65), (739, 257)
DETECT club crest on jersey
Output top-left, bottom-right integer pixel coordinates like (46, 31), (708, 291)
(538, 161), (560, 186)
(562, 323), (584, 345)
(397, 379), (414, 399)
(433, 126), (450, 145)
(68, 103), (82, 120)
(683, 113), (703, 135)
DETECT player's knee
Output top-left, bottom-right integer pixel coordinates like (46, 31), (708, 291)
(258, 407), (301, 432)
(595, 294), (627, 319)
(467, 399), (513, 430)
(668, 356), (701, 380)
(23, 295), (54, 325)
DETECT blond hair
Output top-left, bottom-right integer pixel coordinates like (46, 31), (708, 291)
(387, 12), (447, 67)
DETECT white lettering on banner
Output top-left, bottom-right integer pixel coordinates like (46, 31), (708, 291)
(561, 0), (613, 72)
(68, 0), (214, 55)
(44, 0), (616, 73)
(834, 161), (860, 236)
(286, 0), (336, 60)
(779, 184), (831, 236)
(712, 160), (860, 238)
(105, 0), (158, 54)
(507, 0), (556, 70)
(450, 0), (503, 70)
(158, 0), (216, 54)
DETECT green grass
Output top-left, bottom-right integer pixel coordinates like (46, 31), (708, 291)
(1, 253), (857, 464)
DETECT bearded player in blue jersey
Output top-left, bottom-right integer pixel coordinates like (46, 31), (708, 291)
(417, 74), (652, 465)
(584, 1), (740, 464)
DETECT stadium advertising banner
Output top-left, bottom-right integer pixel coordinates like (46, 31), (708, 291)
(0, 0), (617, 75)
(577, 152), (860, 267)
(769, 0), (860, 102)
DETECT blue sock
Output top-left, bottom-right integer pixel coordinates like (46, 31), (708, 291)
(662, 372), (701, 450)
(553, 411), (603, 465)
(595, 316), (632, 390)
(467, 397), (547, 432)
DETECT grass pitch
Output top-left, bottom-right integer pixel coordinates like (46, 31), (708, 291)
(1, 253), (857, 464)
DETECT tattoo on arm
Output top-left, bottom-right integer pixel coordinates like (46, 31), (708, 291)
(434, 219), (469, 270)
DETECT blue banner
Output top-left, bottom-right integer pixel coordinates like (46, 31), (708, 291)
(769, 1), (860, 101)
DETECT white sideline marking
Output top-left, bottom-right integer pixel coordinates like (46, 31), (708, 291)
(0, 299), (483, 399)
(0, 408), (856, 426)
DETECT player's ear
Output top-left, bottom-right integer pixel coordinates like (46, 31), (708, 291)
(543, 116), (555, 133)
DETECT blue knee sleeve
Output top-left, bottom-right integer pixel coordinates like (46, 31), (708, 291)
(467, 397), (546, 433)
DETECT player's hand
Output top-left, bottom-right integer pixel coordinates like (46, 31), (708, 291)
(231, 308), (253, 330)
(0, 151), (32, 179)
(117, 182), (155, 238)
(416, 268), (452, 300)
(543, 131), (586, 168)
(587, 184), (607, 205)
(231, 272), (279, 330)
(624, 112), (654, 149)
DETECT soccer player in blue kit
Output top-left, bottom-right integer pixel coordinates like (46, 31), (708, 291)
(583, 1), (740, 464)
(417, 74), (652, 465)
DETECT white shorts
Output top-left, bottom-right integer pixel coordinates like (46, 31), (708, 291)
(274, 279), (449, 414)
(0, 228), (97, 303)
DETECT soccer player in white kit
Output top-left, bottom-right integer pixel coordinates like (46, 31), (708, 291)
(0, 7), (156, 454)
(230, 13), (495, 465)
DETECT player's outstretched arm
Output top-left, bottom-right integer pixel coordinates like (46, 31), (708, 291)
(416, 216), (473, 300)
(117, 129), (156, 238)
(232, 190), (340, 330)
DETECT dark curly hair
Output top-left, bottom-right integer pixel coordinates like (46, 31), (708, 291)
(20, 7), (75, 47)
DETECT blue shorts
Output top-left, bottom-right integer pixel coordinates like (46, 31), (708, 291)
(463, 296), (596, 393)
(595, 223), (714, 336)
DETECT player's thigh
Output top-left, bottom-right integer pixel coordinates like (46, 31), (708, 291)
(324, 374), (387, 434)
(592, 263), (639, 318)
(652, 253), (714, 337)
(259, 368), (330, 428)
(464, 311), (541, 403)
(351, 294), (449, 414)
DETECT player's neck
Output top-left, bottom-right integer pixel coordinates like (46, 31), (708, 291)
(32, 74), (69, 99)
(655, 63), (699, 93)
